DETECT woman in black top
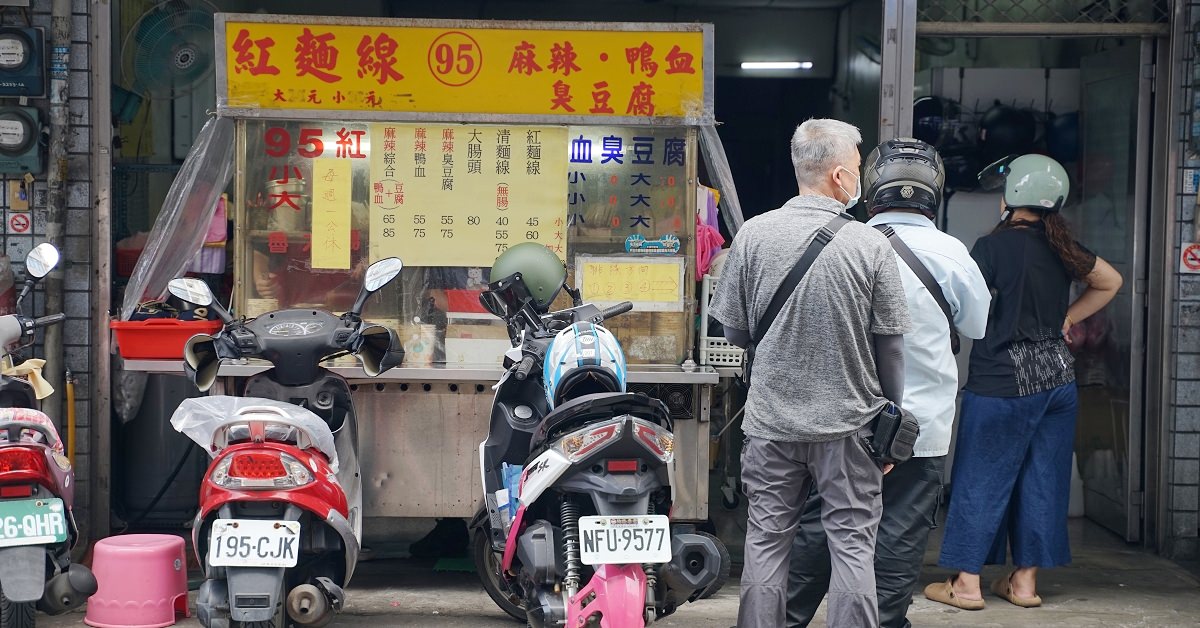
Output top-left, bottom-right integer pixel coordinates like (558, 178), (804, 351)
(925, 155), (1122, 611)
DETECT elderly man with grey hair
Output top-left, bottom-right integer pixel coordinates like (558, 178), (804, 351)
(709, 119), (911, 627)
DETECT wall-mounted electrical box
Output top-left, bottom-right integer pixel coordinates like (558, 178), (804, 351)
(0, 107), (42, 175)
(0, 27), (45, 99)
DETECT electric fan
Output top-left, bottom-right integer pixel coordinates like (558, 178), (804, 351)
(120, 0), (217, 100)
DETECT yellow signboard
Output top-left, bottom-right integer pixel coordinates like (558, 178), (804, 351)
(577, 256), (685, 312)
(368, 123), (568, 266)
(310, 158), (352, 269)
(219, 16), (709, 120)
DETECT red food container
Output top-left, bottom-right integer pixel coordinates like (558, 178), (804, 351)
(445, 289), (487, 314)
(109, 319), (223, 360)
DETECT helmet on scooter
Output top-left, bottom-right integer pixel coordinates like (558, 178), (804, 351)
(543, 322), (627, 410)
(489, 243), (566, 312)
(863, 137), (945, 218)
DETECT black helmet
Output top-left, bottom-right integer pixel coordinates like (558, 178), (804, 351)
(978, 103), (1037, 164)
(863, 137), (945, 218)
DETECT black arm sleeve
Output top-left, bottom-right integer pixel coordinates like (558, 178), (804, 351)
(873, 333), (905, 406)
(723, 326), (751, 349)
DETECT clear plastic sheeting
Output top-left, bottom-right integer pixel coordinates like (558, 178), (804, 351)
(112, 354), (148, 424)
(170, 396), (340, 471)
(120, 116), (236, 320)
(699, 125), (746, 235)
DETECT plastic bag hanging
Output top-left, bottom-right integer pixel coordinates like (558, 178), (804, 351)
(120, 116), (236, 320)
(698, 125), (746, 235)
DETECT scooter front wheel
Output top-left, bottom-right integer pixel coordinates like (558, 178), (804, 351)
(471, 527), (526, 622)
(0, 587), (34, 628)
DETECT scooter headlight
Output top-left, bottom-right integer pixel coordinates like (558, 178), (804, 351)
(211, 451), (314, 490)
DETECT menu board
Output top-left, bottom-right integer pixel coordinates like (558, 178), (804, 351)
(368, 124), (568, 266)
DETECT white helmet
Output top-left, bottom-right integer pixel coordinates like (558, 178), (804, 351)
(542, 322), (627, 410)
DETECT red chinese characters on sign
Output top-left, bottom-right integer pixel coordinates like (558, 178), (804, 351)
(625, 42), (658, 78)
(590, 82), (615, 114)
(626, 82), (656, 116)
(233, 29), (280, 76)
(336, 128), (367, 159)
(508, 41), (542, 75)
(268, 231), (289, 254)
(269, 165), (304, 211)
(356, 33), (404, 85)
(295, 28), (342, 83)
(496, 184), (510, 210)
(664, 45), (696, 74)
(551, 80), (575, 112)
(548, 42), (581, 76)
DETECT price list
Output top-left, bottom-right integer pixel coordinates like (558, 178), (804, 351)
(368, 124), (567, 266)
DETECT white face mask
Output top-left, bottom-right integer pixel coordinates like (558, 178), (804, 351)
(835, 166), (861, 211)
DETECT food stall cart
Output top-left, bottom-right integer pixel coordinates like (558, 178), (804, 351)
(124, 13), (722, 531)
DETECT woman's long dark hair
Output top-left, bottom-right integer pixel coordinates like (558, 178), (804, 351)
(998, 211), (1094, 281)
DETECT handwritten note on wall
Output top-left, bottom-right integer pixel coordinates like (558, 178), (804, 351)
(310, 158), (352, 269)
(577, 255), (685, 312)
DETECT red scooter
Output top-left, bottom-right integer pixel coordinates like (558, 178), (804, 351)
(0, 243), (97, 628)
(167, 257), (403, 628)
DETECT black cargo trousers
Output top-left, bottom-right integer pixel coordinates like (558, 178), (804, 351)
(786, 455), (945, 628)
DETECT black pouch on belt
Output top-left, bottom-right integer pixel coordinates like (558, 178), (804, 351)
(866, 403), (920, 465)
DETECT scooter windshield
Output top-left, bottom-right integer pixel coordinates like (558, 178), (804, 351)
(170, 396), (340, 471)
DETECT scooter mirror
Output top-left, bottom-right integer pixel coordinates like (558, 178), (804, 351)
(168, 278), (214, 307)
(25, 243), (59, 279)
(356, 324), (403, 376)
(350, 257), (404, 317)
(183, 334), (220, 392)
(364, 257), (403, 293)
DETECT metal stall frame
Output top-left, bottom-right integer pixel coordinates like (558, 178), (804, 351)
(122, 14), (721, 524)
(90, 0), (114, 540)
(879, 0), (1172, 547)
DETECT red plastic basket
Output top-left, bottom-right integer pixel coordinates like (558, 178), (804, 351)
(110, 319), (223, 360)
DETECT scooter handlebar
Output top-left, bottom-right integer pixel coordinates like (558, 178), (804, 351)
(33, 313), (66, 328)
(600, 302), (633, 321)
(514, 355), (536, 381)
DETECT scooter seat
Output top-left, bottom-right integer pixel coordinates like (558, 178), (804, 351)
(530, 392), (671, 451)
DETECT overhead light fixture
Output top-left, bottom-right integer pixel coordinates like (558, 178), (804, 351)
(741, 61), (814, 70)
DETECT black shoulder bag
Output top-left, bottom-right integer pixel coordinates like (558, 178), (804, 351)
(741, 213), (852, 389)
(874, 224), (961, 355)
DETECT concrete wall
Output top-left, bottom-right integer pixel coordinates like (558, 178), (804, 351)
(6, 0), (98, 529)
(1168, 2), (1199, 560)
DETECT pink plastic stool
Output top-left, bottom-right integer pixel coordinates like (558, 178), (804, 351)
(85, 534), (190, 628)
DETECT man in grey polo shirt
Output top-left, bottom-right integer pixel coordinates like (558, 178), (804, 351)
(710, 118), (911, 627)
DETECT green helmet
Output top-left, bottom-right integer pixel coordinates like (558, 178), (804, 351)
(980, 154), (1069, 212)
(489, 242), (566, 310)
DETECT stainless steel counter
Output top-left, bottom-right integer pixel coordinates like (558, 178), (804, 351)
(121, 359), (720, 384)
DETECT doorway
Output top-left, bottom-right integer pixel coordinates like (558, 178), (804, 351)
(908, 35), (1158, 543)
